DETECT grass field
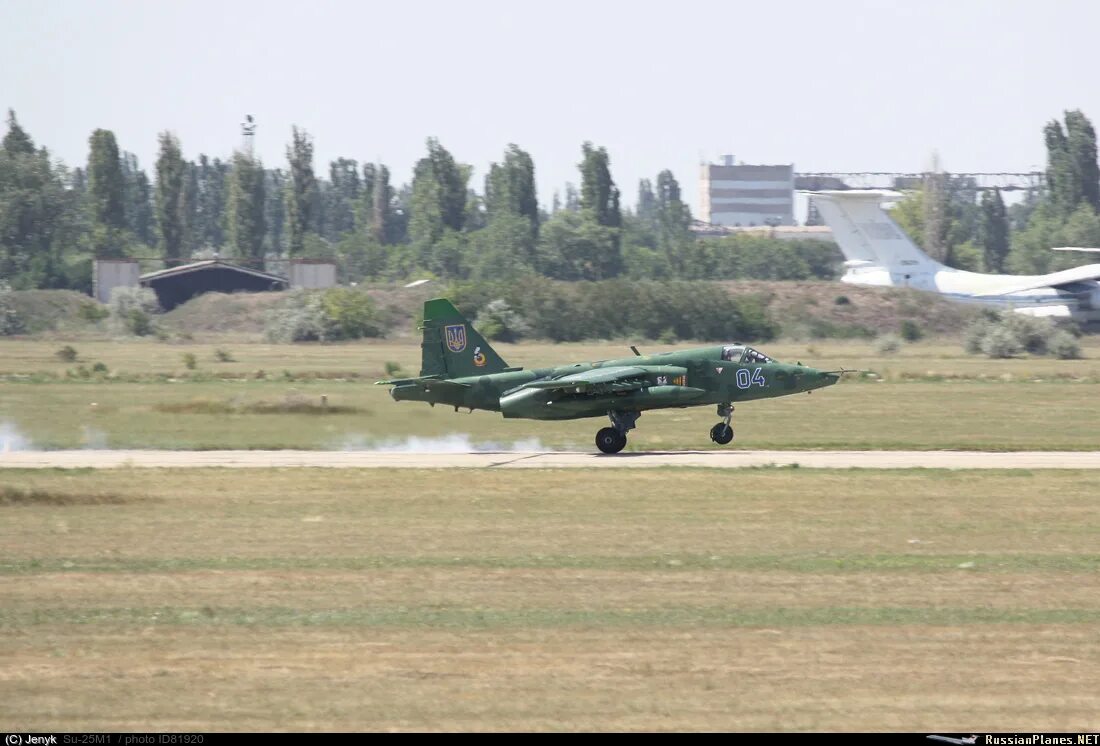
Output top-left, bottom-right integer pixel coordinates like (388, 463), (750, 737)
(1, 338), (1099, 451)
(2, 467), (1099, 730)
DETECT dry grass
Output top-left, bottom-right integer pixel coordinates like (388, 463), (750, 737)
(1, 468), (1099, 730)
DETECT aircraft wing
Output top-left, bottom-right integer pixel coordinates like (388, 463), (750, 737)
(972, 263), (1100, 296)
(515, 366), (652, 393)
(375, 375), (470, 393)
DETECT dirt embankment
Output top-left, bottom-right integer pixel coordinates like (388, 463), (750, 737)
(722, 281), (980, 337)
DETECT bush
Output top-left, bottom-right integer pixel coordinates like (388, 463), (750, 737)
(264, 292), (327, 343)
(182, 353), (197, 370)
(1049, 329), (1083, 360)
(214, 348), (235, 363)
(91, 361), (108, 374)
(265, 288), (384, 343)
(77, 302), (109, 323)
(899, 319), (923, 342)
(833, 295), (851, 306)
(0, 283), (24, 336)
(109, 286), (160, 337)
(474, 299), (531, 342)
(963, 311), (1078, 359)
(320, 287), (384, 340)
(876, 335), (901, 355)
(56, 345), (78, 362)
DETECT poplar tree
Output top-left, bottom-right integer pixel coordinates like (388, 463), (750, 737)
(87, 129), (126, 256)
(155, 132), (188, 264)
(226, 150), (267, 264)
(285, 126), (317, 255)
(980, 188), (1009, 272)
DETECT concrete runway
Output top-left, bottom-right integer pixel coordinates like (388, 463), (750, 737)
(2, 449), (1100, 470)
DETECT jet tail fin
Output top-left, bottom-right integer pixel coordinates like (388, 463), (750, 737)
(810, 190), (944, 272)
(420, 298), (509, 379)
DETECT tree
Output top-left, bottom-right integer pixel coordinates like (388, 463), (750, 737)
(2, 110), (34, 156)
(409, 138), (468, 250)
(579, 142), (621, 229)
(285, 126), (318, 256)
(324, 158), (359, 240)
(191, 155), (229, 251)
(483, 144), (539, 268)
(980, 188), (1009, 272)
(655, 169), (692, 272)
(537, 210), (621, 281)
(1044, 110), (1099, 215)
(87, 129), (127, 257)
(121, 152), (154, 246)
(576, 142), (622, 277)
(226, 150), (266, 264)
(155, 132), (189, 264)
(263, 169), (287, 255)
(0, 119), (76, 288)
(1065, 109), (1100, 213)
(485, 144), (539, 232)
(371, 164), (395, 244)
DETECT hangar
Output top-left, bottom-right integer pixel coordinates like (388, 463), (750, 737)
(139, 260), (289, 311)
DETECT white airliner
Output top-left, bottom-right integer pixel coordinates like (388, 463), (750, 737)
(810, 190), (1100, 322)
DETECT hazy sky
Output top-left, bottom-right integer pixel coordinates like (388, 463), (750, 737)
(3, 0), (1099, 214)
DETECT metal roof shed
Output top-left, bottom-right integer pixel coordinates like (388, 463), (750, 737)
(139, 260), (289, 310)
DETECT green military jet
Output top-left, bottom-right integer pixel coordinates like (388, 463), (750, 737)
(378, 298), (841, 453)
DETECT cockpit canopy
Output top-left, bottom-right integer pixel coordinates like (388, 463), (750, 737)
(721, 345), (775, 364)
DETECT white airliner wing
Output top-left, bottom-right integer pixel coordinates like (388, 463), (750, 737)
(1052, 247), (1100, 253)
(973, 263), (1100, 296)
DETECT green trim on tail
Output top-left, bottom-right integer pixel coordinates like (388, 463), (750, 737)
(420, 298), (509, 379)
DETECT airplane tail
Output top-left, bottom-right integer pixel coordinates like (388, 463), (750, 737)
(811, 191), (945, 274)
(420, 298), (509, 378)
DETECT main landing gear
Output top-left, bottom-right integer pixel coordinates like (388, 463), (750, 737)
(710, 403), (734, 445)
(595, 410), (639, 454)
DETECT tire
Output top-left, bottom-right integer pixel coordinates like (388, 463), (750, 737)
(710, 422), (734, 445)
(596, 427), (626, 454)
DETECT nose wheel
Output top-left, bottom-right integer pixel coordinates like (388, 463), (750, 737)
(710, 403), (734, 445)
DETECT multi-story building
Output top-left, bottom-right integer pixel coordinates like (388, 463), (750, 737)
(700, 155), (795, 227)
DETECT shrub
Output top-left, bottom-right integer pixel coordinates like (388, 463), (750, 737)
(91, 361), (108, 374)
(77, 302), (109, 323)
(109, 286), (160, 337)
(876, 335), (901, 355)
(384, 361), (409, 378)
(979, 325), (1022, 358)
(182, 353), (197, 370)
(474, 299), (531, 342)
(963, 311), (1075, 359)
(0, 283), (24, 336)
(127, 309), (154, 336)
(214, 348), (235, 363)
(899, 319), (923, 342)
(56, 345), (78, 362)
(1049, 329), (1082, 360)
(265, 288), (383, 343)
(833, 295), (851, 306)
(264, 291), (327, 343)
(320, 287), (383, 340)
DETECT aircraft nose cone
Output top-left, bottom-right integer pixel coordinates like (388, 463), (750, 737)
(798, 368), (838, 391)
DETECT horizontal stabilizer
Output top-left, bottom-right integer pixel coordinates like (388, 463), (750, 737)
(973, 263), (1100, 296)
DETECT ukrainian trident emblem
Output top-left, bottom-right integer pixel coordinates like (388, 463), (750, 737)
(444, 324), (467, 353)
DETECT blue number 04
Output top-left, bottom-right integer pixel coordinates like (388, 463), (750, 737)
(735, 367), (766, 389)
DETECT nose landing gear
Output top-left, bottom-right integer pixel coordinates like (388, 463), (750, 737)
(710, 403), (734, 445)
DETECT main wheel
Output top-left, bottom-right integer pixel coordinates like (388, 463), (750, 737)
(596, 427), (626, 454)
(710, 422), (734, 445)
